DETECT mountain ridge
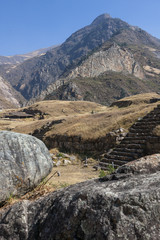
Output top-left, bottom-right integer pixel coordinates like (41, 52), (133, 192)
(0, 45), (59, 65)
(0, 14), (133, 99)
(1, 13), (160, 105)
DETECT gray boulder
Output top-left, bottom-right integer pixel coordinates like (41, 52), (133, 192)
(0, 131), (53, 203)
(1, 154), (160, 239)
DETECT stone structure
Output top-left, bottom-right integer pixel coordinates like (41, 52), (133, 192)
(32, 126), (126, 155)
(100, 104), (160, 169)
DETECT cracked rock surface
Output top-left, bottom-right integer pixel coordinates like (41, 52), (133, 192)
(1, 154), (160, 239)
(0, 131), (53, 203)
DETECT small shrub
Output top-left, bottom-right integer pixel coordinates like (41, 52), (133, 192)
(56, 152), (65, 158)
(107, 164), (115, 174)
(99, 165), (115, 178)
(7, 192), (14, 203)
(99, 170), (106, 178)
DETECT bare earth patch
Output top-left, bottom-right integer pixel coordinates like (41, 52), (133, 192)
(1, 157), (100, 208)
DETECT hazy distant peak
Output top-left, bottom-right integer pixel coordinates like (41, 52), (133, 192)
(0, 45), (59, 66)
(91, 13), (111, 25)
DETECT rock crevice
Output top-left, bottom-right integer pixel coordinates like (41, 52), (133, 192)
(1, 155), (160, 239)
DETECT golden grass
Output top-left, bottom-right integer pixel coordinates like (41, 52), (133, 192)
(2, 94), (160, 208)
(23, 100), (107, 117)
(0, 94), (160, 140)
(45, 103), (158, 140)
(115, 92), (160, 104)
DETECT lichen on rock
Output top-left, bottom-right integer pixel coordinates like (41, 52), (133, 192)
(1, 154), (160, 239)
(0, 131), (53, 203)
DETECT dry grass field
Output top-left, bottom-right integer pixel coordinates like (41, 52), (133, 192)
(1, 92), (160, 206)
(0, 93), (160, 140)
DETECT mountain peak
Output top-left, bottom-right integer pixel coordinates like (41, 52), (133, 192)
(91, 13), (111, 25)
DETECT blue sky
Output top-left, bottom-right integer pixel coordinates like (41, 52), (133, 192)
(1, 0), (160, 56)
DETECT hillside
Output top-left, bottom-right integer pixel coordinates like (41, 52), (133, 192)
(1, 93), (160, 155)
(41, 40), (160, 105)
(0, 14), (160, 108)
(2, 13), (160, 102)
(41, 73), (151, 105)
(0, 76), (25, 109)
(39, 36), (160, 105)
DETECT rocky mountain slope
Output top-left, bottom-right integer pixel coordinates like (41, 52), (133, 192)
(2, 13), (159, 101)
(1, 13), (160, 105)
(40, 41), (160, 104)
(41, 73), (150, 105)
(0, 75), (25, 109)
(67, 43), (144, 79)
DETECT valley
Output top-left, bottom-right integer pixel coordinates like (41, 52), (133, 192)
(1, 12), (160, 239)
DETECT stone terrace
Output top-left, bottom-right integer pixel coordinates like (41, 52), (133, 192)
(100, 104), (160, 170)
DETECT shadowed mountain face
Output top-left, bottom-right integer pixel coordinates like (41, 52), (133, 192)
(1, 14), (160, 103)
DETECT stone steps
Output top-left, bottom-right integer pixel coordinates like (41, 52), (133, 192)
(106, 154), (134, 161)
(127, 132), (149, 137)
(131, 123), (158, 127)
(105, 149), (140, 157)
(133, 120), (157, 124)
(113, 147), (144, 153)
(99, 104), (160, 170)
(115, 143), (145, 149)
(110, 150), (141, 158)
(130, 125), (155, 129)
(128, 130), (151, 135)
(122, 139), (146, 144)
(143, 116), (160, 120)
(100, 160), (125, 168)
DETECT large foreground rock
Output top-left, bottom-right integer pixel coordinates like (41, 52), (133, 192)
(0, 154), (160, 239)
(0, 131), (53, 203)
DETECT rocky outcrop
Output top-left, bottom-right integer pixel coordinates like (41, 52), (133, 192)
(0, 76), (25, 109)
(0, 131), (53, 204)
(44, 81), (84, 101)
(116, 154), (160, 175)
(1, 155), (160, 239)
(68, 43), (144, 80)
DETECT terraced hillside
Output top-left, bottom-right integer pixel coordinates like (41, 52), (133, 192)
(1, 93), (160, 156)
(100, 104), (160, 169)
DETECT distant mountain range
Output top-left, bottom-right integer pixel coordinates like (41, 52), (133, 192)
(0, 13), (160, 107)
(0, 45), (58, 65)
